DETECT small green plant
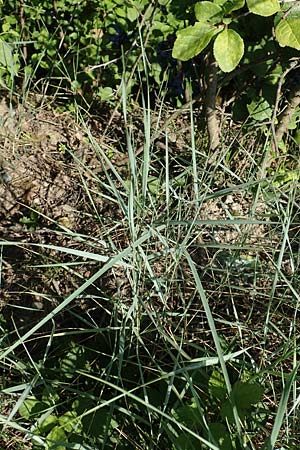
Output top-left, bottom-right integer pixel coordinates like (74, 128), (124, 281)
(170, 370), (266, 449)
(19, 210), (39, 230)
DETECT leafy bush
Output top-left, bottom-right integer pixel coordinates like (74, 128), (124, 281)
(1, 0), (299, 140)
(0, 0), (195, 103)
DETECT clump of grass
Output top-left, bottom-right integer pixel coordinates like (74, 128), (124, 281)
(1, 45), (300, 450)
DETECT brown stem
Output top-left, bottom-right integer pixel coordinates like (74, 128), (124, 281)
(274, 79), (300, 145)
(271, 58), (300, 150)
(204, 52), (220, 151)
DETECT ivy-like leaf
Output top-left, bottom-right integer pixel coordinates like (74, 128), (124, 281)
(195, 2), (223, 24)
(172, 23), (219, 61)
(247, 0), (280, 17)
(275, 17), (300, 50)
(213, 29), (244, 72)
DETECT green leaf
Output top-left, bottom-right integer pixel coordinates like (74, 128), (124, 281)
(208, 370), (227, 400)
(247, 97), (272, 121)
(294, 129), (300, 144)
(46, 426), (67, 450)
(127, 6), (139, 22)
(58, 411), (81, 433)
(173, 434), (200, 450)
(148, 176), (161, 194)
(275, 17), (300, 50)
(214, 0), (245, 14)
(246, 0), (280, 16)
(195, 2), (223, 24)
(18, 397), (49, 420)
(82, 409), (118, 438)
(172, 23), (219, 61)
(36, 415), (58, 435)
(173, 400), (204, 429)
(60, 343), (87, 379)
(213, 29), (244, 72)
(209, 423), (233, 450)
(0, 39), (15, 72)
(232, 382), (264, 409)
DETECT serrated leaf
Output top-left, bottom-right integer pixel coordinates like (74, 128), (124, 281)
(195, 2), (223, 24)
(213, 29), (244, 72)
(232, 382), (264, 409)
(247, 0), (279, 16)
(172, 23), (219, 61)
(275, 17), (300, 50)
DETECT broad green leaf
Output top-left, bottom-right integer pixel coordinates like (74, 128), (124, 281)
(60, 343), (87, 379)
(46, 426), (67, 450)
(173, 400), (204, 428)
(0, 39), (15, 71)
(247, 97), (272, 121)
(214, 0), (245, 14)
(232, 382), (264, 409)
(195, 2), (223, 24)
(173, 434), (200, 450)
(172, 23), (219, 61)
(247, 0), (279, 16)
(220, 399), (248, 423)
(127, 6), (139, 22)
(275, 17), (300, 50)
(148, 175), (161, 194)
(36, 415), (58, 435)
(58, 411), (81, 433)
(82, 409), (118, 438)
(213, 29), (244, 72)
(210, 423), (233, 450)
(18, 397), (49, 419)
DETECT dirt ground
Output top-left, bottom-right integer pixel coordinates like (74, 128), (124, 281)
(0, 96), (115, 325)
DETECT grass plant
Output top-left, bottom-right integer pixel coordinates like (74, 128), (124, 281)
(1, 50), (300, 450)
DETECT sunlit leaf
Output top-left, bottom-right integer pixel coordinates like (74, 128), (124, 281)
(275, 17), (300, 50)
(247, 0), (280, 16)
(172, 23), (219, 61)
(195, 1), (223, 24)
(213, 29), (244, 72)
